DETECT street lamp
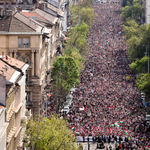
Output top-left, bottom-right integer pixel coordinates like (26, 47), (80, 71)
(143, 45), (149, 73)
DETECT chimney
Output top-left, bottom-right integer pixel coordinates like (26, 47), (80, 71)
(40, 3), (44, 10)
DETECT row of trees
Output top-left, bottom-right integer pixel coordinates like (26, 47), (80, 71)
(23, 1), (96, 150)
(121, 1), (150, 97)
(51, 0), (96, 100)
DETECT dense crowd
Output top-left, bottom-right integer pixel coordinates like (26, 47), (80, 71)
(66, 1), (150, 149)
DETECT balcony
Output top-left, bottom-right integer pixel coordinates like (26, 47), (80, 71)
(18, 44), (30, 49)
(26, 101), (33, 107)
(26, 81), (34, 86)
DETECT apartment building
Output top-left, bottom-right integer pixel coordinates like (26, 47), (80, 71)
(0, 56), (29, 150)
(0, 75), (9, 150)
(0, 8), (57, 116)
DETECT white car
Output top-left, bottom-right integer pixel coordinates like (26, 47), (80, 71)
(63, 106), (69, 114)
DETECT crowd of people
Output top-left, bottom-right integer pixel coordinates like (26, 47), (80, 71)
(66, 1), (150, 149)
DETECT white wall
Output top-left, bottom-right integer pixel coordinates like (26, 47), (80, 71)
(146, 0), (150, 24)
(0, 109), (7, 150)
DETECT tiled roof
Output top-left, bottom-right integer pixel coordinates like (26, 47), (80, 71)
(14, 13), (39, 31)
(9, 16), (35, 32)
(46, 2), (63, 16)
(39, 1), (63, 16)
(0, 15), (12, 31)
(34, 9), (58, 24)
(0, 59), (20, 83)
(0, 13), (38, 32)
(20, 11), (47, 21)
(2, 56), (25, 70)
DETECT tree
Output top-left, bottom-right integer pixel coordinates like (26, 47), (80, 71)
(63, 47), (85, 72)
(25, 116), (78, 150)
(136, 73), (150, 96)
(70, 5), (95, 26)
(123, 19), (147, 58)
(133, 3), (142, 21)
(51, 57), (80, 99)
(65, 22), (90, 55)
(129, 56), (149, 74)
(121, 3), (142, 23)
(121, 5), (132, 22)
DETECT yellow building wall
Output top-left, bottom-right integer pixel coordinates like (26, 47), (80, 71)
(9, 36), (18, 48)
(0, 35), (9, 55)
(30, 36), (40, 47)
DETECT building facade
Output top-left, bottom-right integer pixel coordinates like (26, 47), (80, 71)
(0, 75), (9, 150)
(0, 56), (29, 150)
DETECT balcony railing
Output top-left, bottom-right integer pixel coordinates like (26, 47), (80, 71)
(18, 44), (30, 48)
(26, 81), (34, 86)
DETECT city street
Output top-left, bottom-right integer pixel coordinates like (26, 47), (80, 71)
(68, 1), (150, 149)
(82, 142), (115, 150)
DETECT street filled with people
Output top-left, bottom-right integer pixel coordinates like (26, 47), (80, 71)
(67, 1), (150, 149)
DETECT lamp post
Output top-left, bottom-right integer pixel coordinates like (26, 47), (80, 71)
(143, 45), (149, 73)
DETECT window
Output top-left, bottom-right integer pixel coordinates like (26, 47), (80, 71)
(26, 91), (30, 102)
(34, 52), (36, 76)
(23, 38), (29, 45)
(18, 38), (21, 45)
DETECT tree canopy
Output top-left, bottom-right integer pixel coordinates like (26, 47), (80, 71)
(121, 2), (142, 23)
(122, 19), (147, 58)
(63, 47), (85, 72)
(25, 116), (78, 150)
(136, 73), (150, 96)
(129, 56), (149, 74)
(51, 57), (80, 99)
(70, 5), (95, 26)
(65, 22), (90, 55)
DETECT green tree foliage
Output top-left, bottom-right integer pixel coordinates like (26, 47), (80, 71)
(123, 19), (147, 58)
(51, 57), (80, 99)
(65, 22), (90, 55)
(25, 116), (78, 150)
(63, 47), (85, 72)
(70, 4), (95, 26)
(136, 73), (150, 96)
(121, 6), (132, 22)
(129, 56), (149, 74)
(121, 3), (142, 23)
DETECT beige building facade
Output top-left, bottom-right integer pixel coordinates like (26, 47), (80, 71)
(0, 56), (29, 150)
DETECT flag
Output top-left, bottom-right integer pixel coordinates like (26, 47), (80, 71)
(109, 29), (113, 32)
(100, 55), (103, 59)
(118, 31), (121, 34)
(109, 47), (113, 51)
(125, 130), (129, 136)
(99, 45), (103, 48)
(110, 124), (114, 127)
(71, 126), (75, 130)
(115, 122), (120, 128)
(109, 106), (113, 109)
(135, 125), (139, 131)
(107, 40), (110, 44)
(75, 131), (80, 135)
(109, 128), (112, 134)
(115, 96), (118, 100)
(120, 121), (123, 124)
